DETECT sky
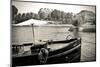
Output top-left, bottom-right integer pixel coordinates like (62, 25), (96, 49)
(12, 0), (95, 14)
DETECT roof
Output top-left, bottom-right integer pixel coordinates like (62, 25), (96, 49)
(13, 19), (48, 26)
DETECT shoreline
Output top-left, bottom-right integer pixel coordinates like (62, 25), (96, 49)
(12, 24), (73, 27)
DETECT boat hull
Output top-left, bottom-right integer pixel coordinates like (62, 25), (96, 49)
(12, 38), (81, 66)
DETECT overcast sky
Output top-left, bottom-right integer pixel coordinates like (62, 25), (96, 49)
(12, 0), (95, 14)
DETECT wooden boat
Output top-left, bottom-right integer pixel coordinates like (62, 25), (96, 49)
(12, 23), (81, 66)
(12, 37), (81, 66)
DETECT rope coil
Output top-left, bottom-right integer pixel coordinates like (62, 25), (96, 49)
(38, 48), (49, 64)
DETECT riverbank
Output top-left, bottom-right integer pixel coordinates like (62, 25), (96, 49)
(80, 23), (96, 32)
(68, 23), (96, 33)
(12, 24), (73, 27)
(12, 23), (96, 33)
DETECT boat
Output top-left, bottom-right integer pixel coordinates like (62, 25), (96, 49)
(12, 23), (81, 66)
(12, 37), (81, 66)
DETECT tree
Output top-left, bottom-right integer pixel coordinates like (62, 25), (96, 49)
(12, 5), (18, 20)
(64, 12), (73, 24)
(38, 8), (44, 20)
(51, 9), (59, 21)
(21, 13), (26, 21)
(72, 19), (79, 26)
(15, 13), (22, 23)
(26, 13), (31, 20)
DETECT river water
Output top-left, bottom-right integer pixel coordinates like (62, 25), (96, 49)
(12, 25), (96, 62)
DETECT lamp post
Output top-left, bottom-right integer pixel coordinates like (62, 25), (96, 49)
(31, 23), (35, 46)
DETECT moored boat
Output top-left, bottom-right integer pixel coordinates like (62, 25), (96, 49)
(12, 23), (81, 66)
(12, 37), (81, 66)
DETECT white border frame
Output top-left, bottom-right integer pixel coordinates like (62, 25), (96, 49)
(0, 0), (100, 67)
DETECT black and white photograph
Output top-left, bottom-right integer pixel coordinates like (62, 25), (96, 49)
(11, 0), (96, 66)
